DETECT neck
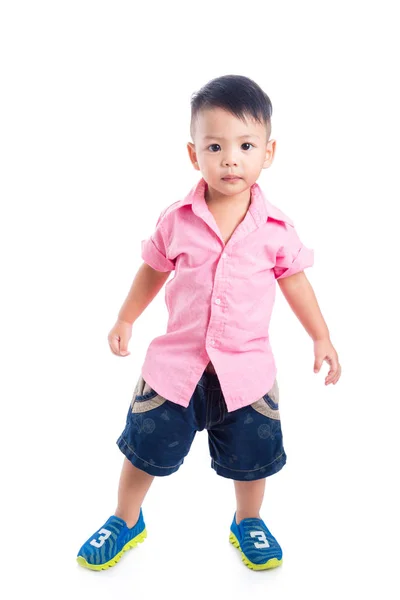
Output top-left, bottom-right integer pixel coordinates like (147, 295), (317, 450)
(205, 184), (251, 208)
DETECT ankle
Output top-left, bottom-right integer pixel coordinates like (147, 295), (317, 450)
(114, 508), (140, 529)
(235, 511), (261, 525)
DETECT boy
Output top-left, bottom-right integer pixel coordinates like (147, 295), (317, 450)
(76, 74), (341, 572)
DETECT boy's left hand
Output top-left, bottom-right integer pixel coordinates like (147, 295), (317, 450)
(313, 338), (341, 385)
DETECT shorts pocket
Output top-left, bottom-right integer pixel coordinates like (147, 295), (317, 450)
(249, 379), (280, 421)
(130, 374), (168, 414)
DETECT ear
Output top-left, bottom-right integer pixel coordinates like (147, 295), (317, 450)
(187, 142), (200, 170)
(262, 139), (276, 169)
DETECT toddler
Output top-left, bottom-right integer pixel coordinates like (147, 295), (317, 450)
(76, 74), (341, 571)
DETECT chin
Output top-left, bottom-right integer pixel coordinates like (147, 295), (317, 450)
(216, 179), (246, 189)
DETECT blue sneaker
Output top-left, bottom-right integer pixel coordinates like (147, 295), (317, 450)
(76, 509), (147, 570)
(229, 513), (283, 570)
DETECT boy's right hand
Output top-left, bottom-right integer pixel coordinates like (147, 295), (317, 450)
(108, 319), (133, 356)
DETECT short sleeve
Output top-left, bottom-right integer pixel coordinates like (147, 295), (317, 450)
(273, 223), (314, 280)
(141, 210), (175, 272)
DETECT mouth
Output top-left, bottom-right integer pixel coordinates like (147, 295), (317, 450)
(222, 176), (242, 181)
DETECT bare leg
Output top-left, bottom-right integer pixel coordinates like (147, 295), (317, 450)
(234, 478), (266, 524)
(114, 458), (155, 528)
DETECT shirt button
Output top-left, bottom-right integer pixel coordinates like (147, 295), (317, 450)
(215, 298), (221, 305)
(210, 339), (215, 346)
(222, 253), (228, 259)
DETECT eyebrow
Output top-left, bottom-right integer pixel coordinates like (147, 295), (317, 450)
(203, 134), (260, 140)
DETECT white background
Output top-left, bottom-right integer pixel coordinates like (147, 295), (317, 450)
(1, 1), (399, 598)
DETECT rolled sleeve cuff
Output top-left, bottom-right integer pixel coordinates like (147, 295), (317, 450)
(275, 246), (314, 280)
(141, 238), (175, 272)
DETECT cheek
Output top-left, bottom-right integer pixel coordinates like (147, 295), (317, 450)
(248, 152), (267, 170)
(200, 154), (216, 170)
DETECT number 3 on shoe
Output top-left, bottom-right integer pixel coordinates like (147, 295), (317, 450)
(229, 513), (283, 571)
(76, 509), (147, 570)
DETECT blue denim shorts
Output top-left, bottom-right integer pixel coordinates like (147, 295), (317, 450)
(116, 369), (286, 481)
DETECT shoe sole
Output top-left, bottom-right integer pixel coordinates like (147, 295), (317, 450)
(229, 532), (282, 571)
(76, 528), (147, 571)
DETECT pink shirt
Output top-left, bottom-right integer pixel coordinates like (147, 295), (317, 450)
(140, 177), (314, 412)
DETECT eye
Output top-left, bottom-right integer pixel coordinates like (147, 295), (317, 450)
(241, 143), (254, 151)
(208, 144), (221, 152)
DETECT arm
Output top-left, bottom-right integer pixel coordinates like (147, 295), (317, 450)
(277, 271), (329, 340)
(277, 271), (341, 385)
(118, 262), (170, 325)
(108, 262), (170, 357)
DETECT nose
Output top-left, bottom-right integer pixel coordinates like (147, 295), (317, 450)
(222, 153), (238, 167)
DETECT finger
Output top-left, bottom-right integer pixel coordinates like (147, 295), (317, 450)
(108, 334), (120, 354)
(108, 333), (129, 356)
(328, 365), (341, 385)
(330, 355), (339, 372)
(109, 345), (120, 356)
(325, 356), (338, 378)
(325, 368), (337, 382)
(333, 368), (342, 385)
(119, 337), (131, 356)
(314, 356), (325, 373)
(325, 369), (337, 384)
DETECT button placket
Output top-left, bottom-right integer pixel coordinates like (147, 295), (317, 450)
(207, 247), (229, 349)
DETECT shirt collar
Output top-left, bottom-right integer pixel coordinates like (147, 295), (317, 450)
(178, 177), (294, 227)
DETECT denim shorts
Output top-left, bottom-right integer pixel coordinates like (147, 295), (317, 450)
(116, 369), (286, 481)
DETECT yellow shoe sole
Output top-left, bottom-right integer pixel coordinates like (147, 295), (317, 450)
(229, 532), (283, 571)
(77, 528), (147, 571)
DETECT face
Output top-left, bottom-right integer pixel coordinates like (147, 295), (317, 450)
(187, 107), (276, 197)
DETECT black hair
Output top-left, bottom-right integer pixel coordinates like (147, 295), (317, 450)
(190, 74), (273, 142)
